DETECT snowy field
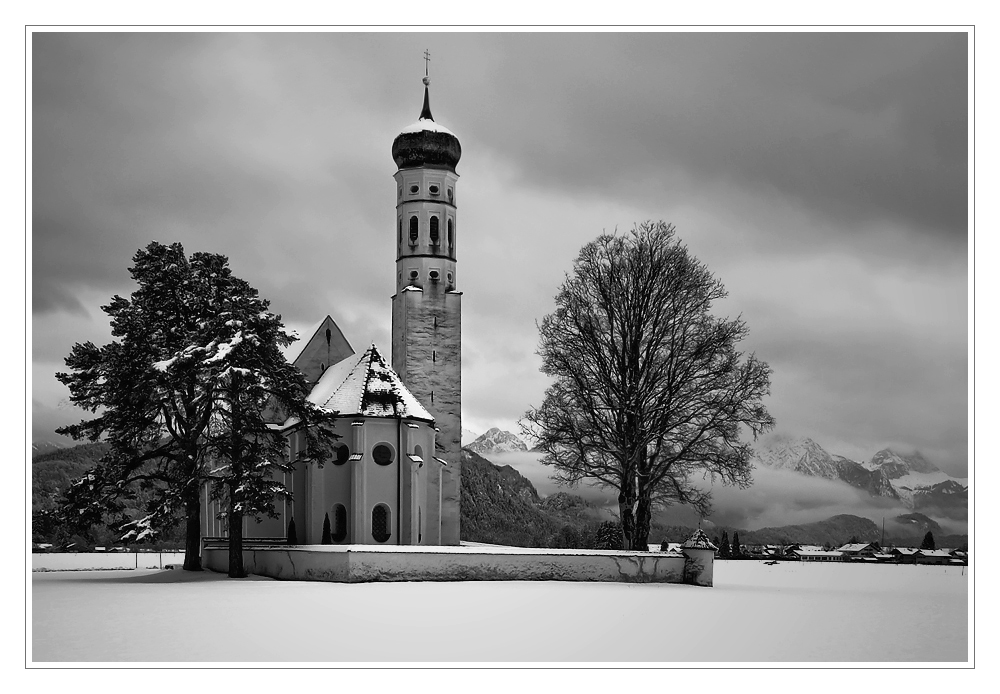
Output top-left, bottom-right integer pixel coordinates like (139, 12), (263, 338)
(31, 560), (968, 664)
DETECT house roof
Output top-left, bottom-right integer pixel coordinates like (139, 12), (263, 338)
(918, 549), (953, 558)
(836, 543), (873, 552)
(681, 529), (718, 550)
(795, 550), (844, 557)
(302, 344), (433, 423)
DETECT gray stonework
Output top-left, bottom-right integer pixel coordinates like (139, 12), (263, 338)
(392, 285), (462, 545)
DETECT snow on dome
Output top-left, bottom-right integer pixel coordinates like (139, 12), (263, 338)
(305, 344), (433, 423)
(681, 529), (718, 550)
(399, 118), (455, 136)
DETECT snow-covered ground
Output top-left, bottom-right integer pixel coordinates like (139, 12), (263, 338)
(31, 561), (968, 664)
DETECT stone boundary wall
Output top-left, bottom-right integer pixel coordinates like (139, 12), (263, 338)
(32, 552), (187, 571)
(201, 545), (713, 585)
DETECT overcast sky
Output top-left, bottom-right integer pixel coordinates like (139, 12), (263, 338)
(31, 31), (968, 478)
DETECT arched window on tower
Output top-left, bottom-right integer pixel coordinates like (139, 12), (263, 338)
(429, 216), (439, 247)
(409, 216), (418, 245)
(447, 219), (454, 257)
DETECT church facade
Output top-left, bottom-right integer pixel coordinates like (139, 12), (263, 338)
(201, 75), (462, 547)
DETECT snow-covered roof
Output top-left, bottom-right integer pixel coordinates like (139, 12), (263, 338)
(681, 529), (718, 550)
(918, 549), (953, 558)
(399, 118), (455, 136)
(836, 543), (873, 553)
(794, 550), (844, 557)
(304, 344), (433, 422)
(892, 548), (920, 555)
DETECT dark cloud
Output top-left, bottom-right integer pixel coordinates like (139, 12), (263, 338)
(30, 32), (968, 488)
(452, 33), (967, 243)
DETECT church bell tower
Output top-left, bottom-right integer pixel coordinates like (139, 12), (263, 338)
(390, 59), (462, 545)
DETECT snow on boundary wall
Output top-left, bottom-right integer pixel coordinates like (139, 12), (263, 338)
(32, 552), (187, 572)
(201, 544), (715, 585)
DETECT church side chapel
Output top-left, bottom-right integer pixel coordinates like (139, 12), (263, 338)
(201, 59), (463, 548)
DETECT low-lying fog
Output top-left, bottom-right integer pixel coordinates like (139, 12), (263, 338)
(487, 451), (968, 535)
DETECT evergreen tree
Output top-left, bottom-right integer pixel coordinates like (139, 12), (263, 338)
(55, 242), (338, 573)
(595, 521), (624, 550)
(848, 535), (860, 544)
(287, 518), (298, 545)
(719, 530), (731, 558)
(321, 513), (333, 545)
(920, 531), (936, 550)
(731, 531), (742, 558)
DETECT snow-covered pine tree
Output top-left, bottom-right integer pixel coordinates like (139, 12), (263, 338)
(56, 242), (338, 573)
(731, 531), (742, 558)
(920, 531), (935, 550)
(321, 513), (333, 545)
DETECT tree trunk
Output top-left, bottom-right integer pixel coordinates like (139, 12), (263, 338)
(633, 493), (652, 551)
(182, 490), (202, 571)
(618, 492), (637, 550)
(228, 484), (245, 578)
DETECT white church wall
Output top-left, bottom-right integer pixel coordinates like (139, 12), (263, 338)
(200, 545), (694, 584)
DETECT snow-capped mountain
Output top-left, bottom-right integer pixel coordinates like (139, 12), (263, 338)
(461, 428), (480, 446)
(465, 428), (528, 457)
(754, 436), (967, 517)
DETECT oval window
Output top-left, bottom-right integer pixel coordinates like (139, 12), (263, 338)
(333, 444), (349, 466)
(429, 270), (440, 281)
(333, 504), (348, 542)
(409, 184), (419, 194)
(429, 184), (440, 195)
(373, 443), (394, 466)
(372, 504), (391, 543)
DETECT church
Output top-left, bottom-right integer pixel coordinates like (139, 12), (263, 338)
(201, 70), (463, 547)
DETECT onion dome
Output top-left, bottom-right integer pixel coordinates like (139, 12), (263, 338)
(391, 80), (461, 172)
(681, 529), (718, 551)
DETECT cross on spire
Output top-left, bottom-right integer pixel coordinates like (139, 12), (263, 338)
(423, 49), (431, 78)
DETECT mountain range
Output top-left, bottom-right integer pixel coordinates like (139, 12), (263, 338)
(753, 436), (967, 520)
(32, 436), (968, 550)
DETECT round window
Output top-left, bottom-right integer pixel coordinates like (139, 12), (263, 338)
(373, 444), (394, 466)
(429, 270), (440, 281)
(333, 444), (349, 466)
(409, 184), (419, 194)
(429, 184), (440, 195)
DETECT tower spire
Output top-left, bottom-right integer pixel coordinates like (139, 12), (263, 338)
(420, 49), (433, 121)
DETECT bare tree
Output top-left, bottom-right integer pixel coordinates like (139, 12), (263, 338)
(523, 221), (774, 551)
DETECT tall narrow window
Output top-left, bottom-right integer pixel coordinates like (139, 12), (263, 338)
(333, 504), (348, 542)
(372, 504), (391, 543)
(447, 219), (454, 255)
(409, 216), (418, 244)
(429, 216), (439, 245)
(398, 218), (402, 246)
(325, 328), (332, 345)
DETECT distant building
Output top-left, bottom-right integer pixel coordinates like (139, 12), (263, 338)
(794, 549), (845, 562)
(836, 543), (878, 560)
